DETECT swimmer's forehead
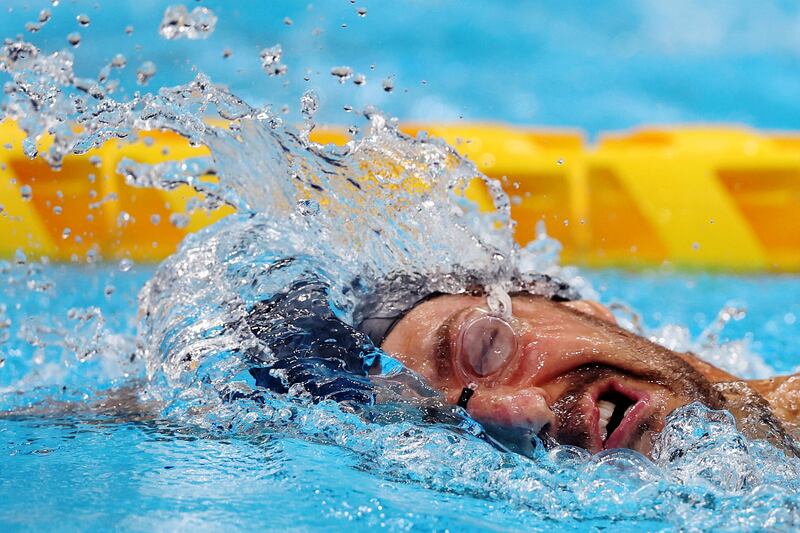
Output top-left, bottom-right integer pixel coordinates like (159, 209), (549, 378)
(408, 292), (559, 316)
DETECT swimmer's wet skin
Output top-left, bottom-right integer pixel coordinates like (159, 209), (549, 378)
(379, 293), (800, 456)
(243, 276), (799, 458)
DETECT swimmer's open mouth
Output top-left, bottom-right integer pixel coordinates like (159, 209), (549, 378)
(591, 381), (651, 450)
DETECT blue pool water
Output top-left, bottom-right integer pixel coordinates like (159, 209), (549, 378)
(2, 264), (798, 530)
(3, 0), (800, 135)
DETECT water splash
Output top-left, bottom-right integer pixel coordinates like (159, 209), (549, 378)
(1, 23), (798, 531)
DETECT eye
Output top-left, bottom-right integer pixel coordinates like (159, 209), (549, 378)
(458, 315), (517, 377)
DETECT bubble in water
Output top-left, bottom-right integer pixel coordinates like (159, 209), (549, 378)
(76, 14), (90, 27)
(39, 9), (51, 23)
(222, 48), (232, 59)
(118, 258), (133, 272)
(25, 22), (43, 34)
(104, 284), (115, 297)
(382, 77), (395, 92)
(150, 214), (161, 225)
(169, 213), (190, 229)
(67, 32), (81, 47)
(136, 61), (157, 86)
(125, 25), (134, 35)
(330, 66), (353, 83)
(159, 5), (217, 40)
(61, 228), (71, 239)
(356, 7), (368, 17)
(19, 184), (32, 201)
(260, 45), (287, 76)
(353, 73), (366, 86)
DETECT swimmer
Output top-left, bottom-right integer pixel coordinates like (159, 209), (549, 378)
(242, 270), (799, 458)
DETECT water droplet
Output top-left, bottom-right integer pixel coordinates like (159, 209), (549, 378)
(353, 73), (366, 86)
(26, 22), (42, 33)
(53, 205), (62, 215)
(117, 211), (131, 227)
(76, 13), (90, 26)
(300, 90), (319, 119)
(39, 9), (51, 23)
(19, 184), (32, 201)
(382, 77), (394, 92)
(283, 17), (293, 25)
(557, 158), (564, 165)
(150, 214), (161, 225)
(136, 61), (157, 86)
(260, 45), (287, 76)
(330, 66), (353, 84)
(67, 32), (81, 47)
(222, 48), (232, 59)
(111, 54), (127, 69)
(356, 7), (367, 17)
(343, 105), (353, 112)
(692, 242), (700, 250)
(125, 25), (134, 35)
(118, 258), (133, 272)
(159, 5), (217, 40)
(61, 228), (71, 239)
(22, 137), (37, 158)
(104, 284), (115, 297)
(169, 213), (190, 229)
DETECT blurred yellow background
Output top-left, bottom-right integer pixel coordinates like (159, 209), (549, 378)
(2, 119), (799, 271)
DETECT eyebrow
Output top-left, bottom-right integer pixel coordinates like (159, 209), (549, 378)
(432, 307), (470, 379)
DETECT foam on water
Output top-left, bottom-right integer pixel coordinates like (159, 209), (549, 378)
(1, 10), (800, 530)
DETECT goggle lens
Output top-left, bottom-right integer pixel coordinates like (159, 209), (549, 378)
(458, 314), (517, 378)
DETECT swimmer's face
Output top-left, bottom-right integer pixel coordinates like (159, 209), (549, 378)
(380, 294), (727, 456)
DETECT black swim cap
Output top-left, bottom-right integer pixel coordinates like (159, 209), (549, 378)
(352, 271), (579, 346)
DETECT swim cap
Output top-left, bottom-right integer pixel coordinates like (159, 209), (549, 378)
(352, 271), (579, 346)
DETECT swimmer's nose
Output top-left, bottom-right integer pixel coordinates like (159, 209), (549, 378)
(464, 386), (555, 435)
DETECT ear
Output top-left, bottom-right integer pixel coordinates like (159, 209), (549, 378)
(561, 300), (617, 325)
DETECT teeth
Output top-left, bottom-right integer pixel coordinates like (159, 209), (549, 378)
(597, 400), (615, 442)
(624, 404), (635, 418)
